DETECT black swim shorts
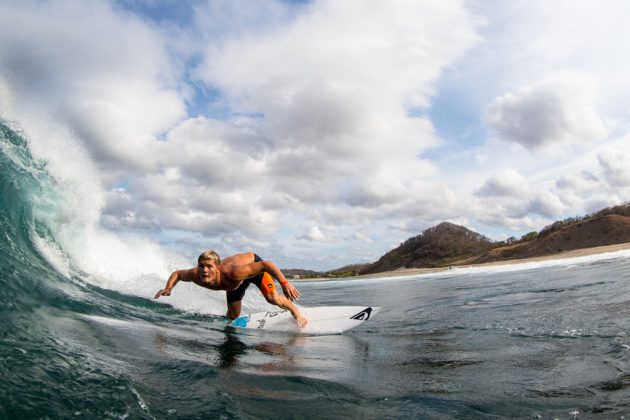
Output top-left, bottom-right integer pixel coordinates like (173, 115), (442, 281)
(226, 254), (276, 303)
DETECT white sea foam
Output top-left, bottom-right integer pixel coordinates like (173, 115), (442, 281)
(32, 232), (71, 278)
(440, 249), (630, 277)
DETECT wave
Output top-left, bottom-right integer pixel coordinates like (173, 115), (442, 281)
(0, 118), (258, 316)
(0, 117), (239, 416)
(0, 120), (60, 306)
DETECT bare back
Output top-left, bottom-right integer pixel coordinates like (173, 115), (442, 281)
(220, 252), (256, 273)
(178, 252), (264, 291)
(219, 252), (265, 289)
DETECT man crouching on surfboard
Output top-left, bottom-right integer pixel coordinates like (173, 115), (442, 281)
(154, 250), (308, 328)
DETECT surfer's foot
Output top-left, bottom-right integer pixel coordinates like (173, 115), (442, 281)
(296, 315), (308, 328)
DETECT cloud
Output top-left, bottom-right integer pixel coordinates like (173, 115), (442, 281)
(527, 191), (566, 218)
(354, 231), (374, 244)
(4, 0), (630, 271)
(193, 0), (478, 208)
(485, 75), (607, 150)
(163, 117), (267, 187)
(475, 169), (530, 198)
(556, 171), (600, 191)
(297, 226), (326, 242)
(473, 168), (567, 225)
(598, 150), (630, 188)
(0, 0), (186, 171)
(86, 0), (481, 248)
(91, 0), (481, 253)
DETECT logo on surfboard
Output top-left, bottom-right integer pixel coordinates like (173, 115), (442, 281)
(231, 315), (249, 327)
(350, 307), (373, 321)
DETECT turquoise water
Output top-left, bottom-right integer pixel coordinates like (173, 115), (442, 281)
(3, 120), (630, 418)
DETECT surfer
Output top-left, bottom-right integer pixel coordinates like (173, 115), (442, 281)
(154, 250), (308, 328)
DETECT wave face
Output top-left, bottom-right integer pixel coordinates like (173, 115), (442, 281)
(0, 120), (61, 307)
(0, 120), (139, 417)
(0, 120), (89, 416)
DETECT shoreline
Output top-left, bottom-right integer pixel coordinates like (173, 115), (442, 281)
(294, 241), (630, 282)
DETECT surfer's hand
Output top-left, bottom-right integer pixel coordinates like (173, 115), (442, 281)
(282, 283), (300, 301)
(154, 288), (171, 299)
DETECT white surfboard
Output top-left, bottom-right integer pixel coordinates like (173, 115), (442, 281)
(229, 306), (380, 335)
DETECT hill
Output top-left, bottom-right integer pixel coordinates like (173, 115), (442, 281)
(282, 268), (322, 279)
(467, 212), (630, 264)
(283, 263), (370, 279)
(365, 203), (630, 272)
(359, 222), (494, 274)
(285, 203), (630, 277)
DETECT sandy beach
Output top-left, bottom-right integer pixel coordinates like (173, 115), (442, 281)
(298, 241), (630, 281)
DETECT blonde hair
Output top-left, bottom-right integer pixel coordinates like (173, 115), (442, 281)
(198, 250), (221, 264)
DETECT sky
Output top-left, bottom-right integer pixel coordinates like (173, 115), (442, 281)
(1, 0), (630, 271)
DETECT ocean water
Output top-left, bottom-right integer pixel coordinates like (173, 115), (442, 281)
(3, 119), (630, 419)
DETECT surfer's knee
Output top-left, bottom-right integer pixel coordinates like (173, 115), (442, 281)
(264, 292), (282, 306)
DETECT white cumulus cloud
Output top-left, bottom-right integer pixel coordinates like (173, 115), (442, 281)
(485, 75), (607, 150)
(297, 226), (326, 242)
(476, 169), (530, 198)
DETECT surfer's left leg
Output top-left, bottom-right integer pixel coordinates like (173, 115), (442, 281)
(256, 273), (307, 328)
(265, 292), (308, 328)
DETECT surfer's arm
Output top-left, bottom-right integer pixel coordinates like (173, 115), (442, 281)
(261, 260), (301, 301)
(154, 269), (193, 299)
(230, 260), (300, 301)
